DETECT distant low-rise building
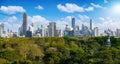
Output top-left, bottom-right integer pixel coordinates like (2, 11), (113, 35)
(106, 37), (111, 47)
(26, 31), (32, 37)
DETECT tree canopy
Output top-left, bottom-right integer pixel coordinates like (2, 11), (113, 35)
(0, 36), (120, 64)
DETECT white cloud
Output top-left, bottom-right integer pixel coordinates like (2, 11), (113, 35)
(85, 6), (94, 11)
(28, 15), (49, 23)
(57, 3), (84, 13)
(60, 16), (72, 23)
(78, 14), (90, 21)
(91, 3), (107, 10)
(91, 3), (103, 8)
(2, 16), (20, 32)
(55, 16), (72, 30)
(7, 16), (17, 23)
(77, 14), (91, 28)
(35, 5), (43, 10)
(28, 15), (49, 29)
(4, 22), (20, 32)
(96, 17), (120, 31)
(104, 0), (108, 3)
(99, 17), (105, 21)
(0, 6), (26, 14)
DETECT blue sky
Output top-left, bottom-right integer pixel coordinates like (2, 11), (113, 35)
(0, 0), (120, 32)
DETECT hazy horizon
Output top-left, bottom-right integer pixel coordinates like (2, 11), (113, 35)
(0, 0), (120, 32)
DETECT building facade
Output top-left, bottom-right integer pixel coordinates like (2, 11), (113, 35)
(48, 22), (57, 37)
(22, 13), (27, 36)
(90, 19), (92, 30)
(72, 18), (75, 31)
(94, 27), (99, 37)
(0, 23), (4, 37)
(116, 29), (120, 37)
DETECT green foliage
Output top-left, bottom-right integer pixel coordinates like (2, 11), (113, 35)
(0, 37), (120, 64)
(12, 60), (32, 64)
(0, 58), (10, 64)
(43, 52), (62, 64)
(0, 50), (22, 61)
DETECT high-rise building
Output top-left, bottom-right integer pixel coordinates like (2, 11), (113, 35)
(35, 27), (41, 37)
(90, 19), (92, 30)
(71, 18), (75, 36)
(72, 18), (75, 31)
(74, 25), (81, 36)
(41, 25), (47, 37)
(26, 23), (34, 37)
(76, 25), (79, 31)
(18, 27), (22, 36)
(104, 29), (113, 36)
(116, 29), (120, 37)
(94, 27), (99, 37)
(64, 25), (74, 36)
(0, 23), (4, 37)
(29, 23), (34, 34)
(48, 22), (57, 37)
(22, 13), (27, 36)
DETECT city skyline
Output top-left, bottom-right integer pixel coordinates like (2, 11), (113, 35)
(0, 0), (120, 32)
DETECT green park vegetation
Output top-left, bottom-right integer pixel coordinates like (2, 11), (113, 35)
(0, 36), (120, 64)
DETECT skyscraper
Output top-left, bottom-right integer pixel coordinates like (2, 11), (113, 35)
(72, 18), (75, 31)
(41, 25), (47, 37)
(29, 23), (34, 34)
(22, 13), (27, 36)
(0, 23), (4, 37)
(90, 19), (92, 30)
(48, 22), (57, 37)
(116, 29), (120, 37)
(94, 27), (99, 37)
(26, 23), (34, 37)
(18, 27), (22, 36)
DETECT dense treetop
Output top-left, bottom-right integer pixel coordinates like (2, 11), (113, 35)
(0, 36), (120, 64)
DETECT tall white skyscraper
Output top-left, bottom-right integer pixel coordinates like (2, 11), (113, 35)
(94, 27), (99, 37)
(0, 23), (4, 37)
(41, 25), (47, 37)
(29, 23), (34, 35)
